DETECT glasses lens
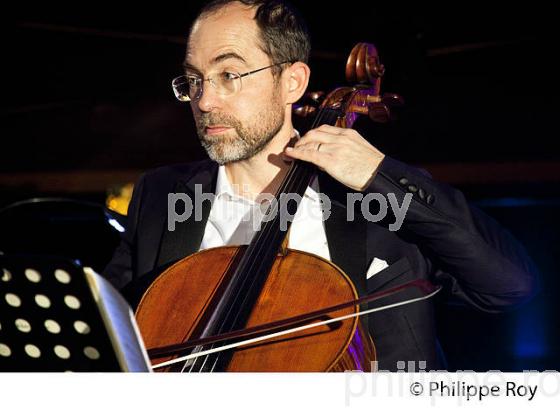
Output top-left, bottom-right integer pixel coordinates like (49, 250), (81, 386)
(215, 72), (241, 96)
(172, 76), (192, 102)
(172, 71), (243, 101)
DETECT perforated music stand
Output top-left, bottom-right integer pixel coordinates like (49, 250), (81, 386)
(0, 254), (150, 372)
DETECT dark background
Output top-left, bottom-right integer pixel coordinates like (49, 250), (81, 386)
(1, 1), (558, 371)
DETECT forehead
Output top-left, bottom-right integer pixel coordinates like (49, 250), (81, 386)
(186, 3), (266, 68)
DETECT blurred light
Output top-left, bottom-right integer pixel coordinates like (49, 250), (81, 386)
(515, 342), (546, 358)
(514, 307), (547, 359)
(108, 218), (125, 233)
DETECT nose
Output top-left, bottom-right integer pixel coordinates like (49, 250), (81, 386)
(195, 78), (222, 113)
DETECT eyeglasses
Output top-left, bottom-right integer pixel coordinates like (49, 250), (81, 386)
(172, 61), (291, 102)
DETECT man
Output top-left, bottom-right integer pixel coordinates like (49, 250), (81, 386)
(103, 0), (538, 370)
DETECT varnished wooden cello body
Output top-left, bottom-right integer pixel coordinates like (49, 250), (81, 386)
(135, 43), (406, 372)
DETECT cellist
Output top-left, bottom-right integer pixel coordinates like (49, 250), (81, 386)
(103, 0), (538, 371)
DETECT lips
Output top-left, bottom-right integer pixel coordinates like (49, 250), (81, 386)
(205, 125), (232, 135)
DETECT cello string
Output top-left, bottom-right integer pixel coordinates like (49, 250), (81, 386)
(179, 345), (203, 372)
(188, 106), (334, 372)
(209, 352), (219, 372)
(151, 288), (442, 370)
(198, 347), (212, 372)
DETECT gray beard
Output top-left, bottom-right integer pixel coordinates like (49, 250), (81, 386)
(196, 106), (284, 165)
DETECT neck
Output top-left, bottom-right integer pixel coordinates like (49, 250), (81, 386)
(224, 122), (295, 200)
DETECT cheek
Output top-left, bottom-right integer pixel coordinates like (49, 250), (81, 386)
(239, 88), (280, 117)
(190, 104), (201, 119)
(225, 100), (255, 124)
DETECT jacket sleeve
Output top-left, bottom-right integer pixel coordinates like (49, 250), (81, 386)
(365, 155), (539, 312)
(102, 173), (146, 291)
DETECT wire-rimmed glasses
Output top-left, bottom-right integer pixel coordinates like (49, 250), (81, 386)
(172, 61), (291, 102)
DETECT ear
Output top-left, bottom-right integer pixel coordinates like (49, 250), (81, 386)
(283, 61), (310, 104)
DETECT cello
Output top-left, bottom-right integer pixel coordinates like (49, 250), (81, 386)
(135, 43), (433, 372)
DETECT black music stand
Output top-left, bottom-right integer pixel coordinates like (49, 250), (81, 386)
(0, 254), (150, 372)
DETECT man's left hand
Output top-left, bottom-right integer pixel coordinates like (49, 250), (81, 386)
(284, 124), (385, 191)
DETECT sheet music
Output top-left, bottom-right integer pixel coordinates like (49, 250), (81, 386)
(84, 268), (151, 372)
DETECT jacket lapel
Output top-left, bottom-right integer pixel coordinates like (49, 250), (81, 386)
(156, 163), (218, 267)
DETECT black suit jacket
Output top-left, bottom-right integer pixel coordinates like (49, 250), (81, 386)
(103, 155), (538, 371)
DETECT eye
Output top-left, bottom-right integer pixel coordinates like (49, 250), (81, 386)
(186, 75), (201, 86)
(220, 71), (239, 82)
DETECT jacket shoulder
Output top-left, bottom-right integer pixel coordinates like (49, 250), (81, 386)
(142, 159), (216, 184)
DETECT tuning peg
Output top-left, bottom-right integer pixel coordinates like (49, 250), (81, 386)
(368, 102), (391, 123)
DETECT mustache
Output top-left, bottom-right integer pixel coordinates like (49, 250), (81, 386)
(197, 113), (239, 129)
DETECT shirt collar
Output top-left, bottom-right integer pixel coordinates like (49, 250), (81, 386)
(214, 165), (251, 203)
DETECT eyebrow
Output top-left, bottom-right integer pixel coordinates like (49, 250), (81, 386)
(183, 52), (247, 73)
(212, 52), (247, 65)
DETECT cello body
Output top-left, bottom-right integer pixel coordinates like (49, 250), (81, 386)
(136, 246), (375, 371)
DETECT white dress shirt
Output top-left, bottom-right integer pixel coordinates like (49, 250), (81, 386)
(199, 165), (331, 261)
